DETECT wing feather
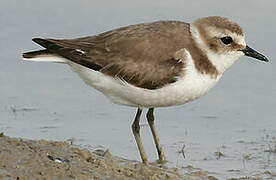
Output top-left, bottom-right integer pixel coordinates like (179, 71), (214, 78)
(30, 21), (190, 89)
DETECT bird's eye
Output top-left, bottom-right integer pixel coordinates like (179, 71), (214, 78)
(220, 36), (233, 45)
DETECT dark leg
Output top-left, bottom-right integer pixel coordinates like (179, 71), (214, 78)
(146, 108), (166, 162)
(132, 108), (148, 164)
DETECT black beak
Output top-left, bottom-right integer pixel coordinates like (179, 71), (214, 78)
(240, 45), (269, 62)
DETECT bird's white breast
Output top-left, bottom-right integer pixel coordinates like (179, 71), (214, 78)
(68, 50), (221, 108)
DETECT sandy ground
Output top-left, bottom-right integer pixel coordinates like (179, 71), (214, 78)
(0, 133), (265, 180)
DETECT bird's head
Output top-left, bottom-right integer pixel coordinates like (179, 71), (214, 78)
(190, 16), (268, 73)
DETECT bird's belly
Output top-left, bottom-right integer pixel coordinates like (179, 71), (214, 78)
(128, 72), (219, 108)
(69, 62), (220, 108)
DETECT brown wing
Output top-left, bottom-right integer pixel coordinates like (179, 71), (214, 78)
(32, 21), (191, 89)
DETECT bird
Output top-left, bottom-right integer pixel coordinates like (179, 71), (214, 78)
(22, 16), (268, 164)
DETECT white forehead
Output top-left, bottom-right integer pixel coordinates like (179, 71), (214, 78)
(206, 26), (246, 46)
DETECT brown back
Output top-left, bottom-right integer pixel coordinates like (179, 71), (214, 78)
(33, 21), (218, 89)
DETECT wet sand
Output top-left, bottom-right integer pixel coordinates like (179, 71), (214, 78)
(1, 133), (274, 180)
(0, 134), (203, 180)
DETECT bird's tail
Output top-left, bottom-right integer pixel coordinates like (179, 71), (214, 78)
(22, 38), (66, 63)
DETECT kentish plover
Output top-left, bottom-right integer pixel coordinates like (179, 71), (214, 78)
(23, 16), (268, 164)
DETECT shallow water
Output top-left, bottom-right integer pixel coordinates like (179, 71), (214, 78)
(1, 0), (276, 179)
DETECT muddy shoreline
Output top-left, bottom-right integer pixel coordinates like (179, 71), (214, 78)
(0, 133), (268, 180)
